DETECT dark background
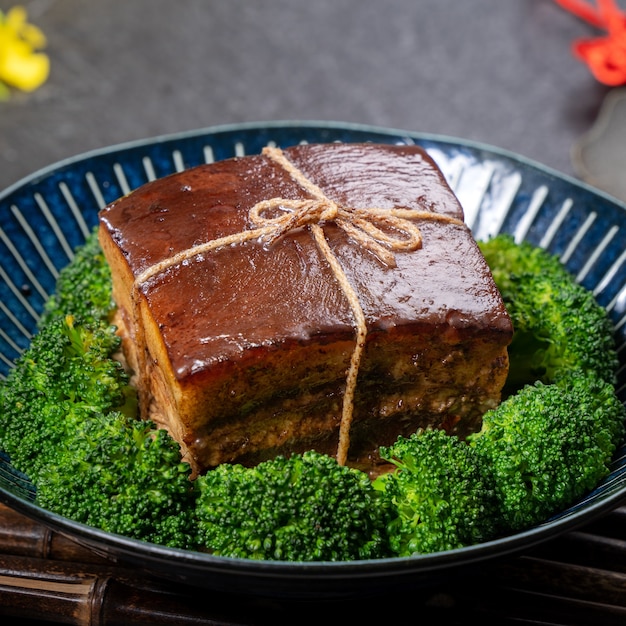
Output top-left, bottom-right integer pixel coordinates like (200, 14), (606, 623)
(0, 0), (617, 194)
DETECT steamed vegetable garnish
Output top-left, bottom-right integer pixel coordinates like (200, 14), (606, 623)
(468, 371), (625, 533)
(374, 428), (498, 556)
(478, 234), (570, 296)
(0, 314), (133, 483)
(41, 227), (115, 327)
(36, 412), (197, 549)
(0, 308), (196, 548)
(0, 228), (126, 483)
(195, 451), (392, 561)
(479, 234), (619, 391)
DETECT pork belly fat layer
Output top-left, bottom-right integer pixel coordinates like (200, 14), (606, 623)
(98, 142), (513, 474)
(182, 326), (509, 472)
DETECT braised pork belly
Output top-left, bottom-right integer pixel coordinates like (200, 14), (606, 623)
(98, 143), (512, 476)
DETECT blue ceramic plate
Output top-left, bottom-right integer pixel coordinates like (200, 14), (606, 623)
(1, 121), (626, 599)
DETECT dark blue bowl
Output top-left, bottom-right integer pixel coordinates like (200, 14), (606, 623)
(1, 121), (625, 599)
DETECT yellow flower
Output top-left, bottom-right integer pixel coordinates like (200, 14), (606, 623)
(0, 5), (49, 96)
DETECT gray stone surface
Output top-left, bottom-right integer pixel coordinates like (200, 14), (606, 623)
(0, 0), (612, 191)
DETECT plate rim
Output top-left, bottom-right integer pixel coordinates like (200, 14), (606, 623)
(3, 118), (626, 211)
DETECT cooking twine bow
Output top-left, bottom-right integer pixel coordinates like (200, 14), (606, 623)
(134, 146), (465, 466)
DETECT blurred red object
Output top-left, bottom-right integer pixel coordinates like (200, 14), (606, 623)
(554, 0), (626, 86)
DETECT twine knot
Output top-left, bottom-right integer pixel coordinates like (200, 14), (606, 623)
(249, 196), (339, 238)
(251, 147), (461, 268)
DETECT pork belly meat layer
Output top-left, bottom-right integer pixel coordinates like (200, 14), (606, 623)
(98, 142), (512, 475)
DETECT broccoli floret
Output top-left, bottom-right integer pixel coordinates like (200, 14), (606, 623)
(40, 227), (114, 327)
(468, 371), (626, 533)
(0, 314), (135, 483)
(36, 413), (196, 549)
(373, 429), (498, 556)
(478, 234), (619, 390)
(479, 234), (570, 295)
(195, 450), (392, 561)
(1, 313), (194, 549)
(505, 273), (619, 388)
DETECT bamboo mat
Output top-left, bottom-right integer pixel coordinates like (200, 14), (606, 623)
(1, 502), (626, 625)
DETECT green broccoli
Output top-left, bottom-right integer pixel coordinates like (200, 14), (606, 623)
(40, 227), (114, 327)
(195, 450), (392, 561)
(36, 412), (197, 549)
(0, 312), (195, 549)
(479, 234), (570, 296)
(468, 371), (626, 533)
(478, 234), (619, 390)
(373, 428), (498, 556)
(0, 315), (134, 483)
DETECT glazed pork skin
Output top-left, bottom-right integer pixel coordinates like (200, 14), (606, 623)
(98, 142), (512, 476)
